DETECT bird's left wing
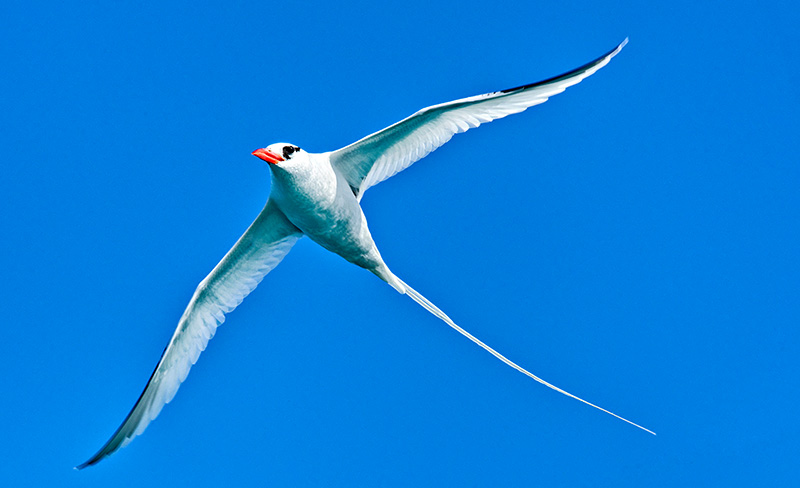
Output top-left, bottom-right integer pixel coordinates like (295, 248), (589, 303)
(77, 199), (302, 469)
(330, 39), (627, 200)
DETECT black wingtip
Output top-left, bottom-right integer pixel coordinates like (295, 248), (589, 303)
(75, 448), (111, 470)
(74, 458), (95, 470)
(499, 38), (629, 95)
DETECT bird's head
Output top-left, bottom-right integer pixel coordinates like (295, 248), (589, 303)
(252, 143), (307, 169)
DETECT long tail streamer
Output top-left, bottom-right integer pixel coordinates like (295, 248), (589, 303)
(393, 276), (655, 435)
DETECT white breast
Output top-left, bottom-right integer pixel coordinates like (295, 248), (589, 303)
(271, 153), (384, 270)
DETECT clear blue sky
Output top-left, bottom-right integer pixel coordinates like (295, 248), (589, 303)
(2, 0), (798, 486)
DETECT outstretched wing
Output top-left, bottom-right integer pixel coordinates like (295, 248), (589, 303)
(77, 199), (302, 469)
(330, 39), (627, 200)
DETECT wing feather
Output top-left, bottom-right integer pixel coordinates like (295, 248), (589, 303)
(77, 199), (302, 469)
(331, 39), (627, 199)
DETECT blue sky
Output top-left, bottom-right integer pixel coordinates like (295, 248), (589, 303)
(2, 0), (798, 486)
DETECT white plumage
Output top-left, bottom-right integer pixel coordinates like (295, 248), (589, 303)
(78, 39), (647, 470)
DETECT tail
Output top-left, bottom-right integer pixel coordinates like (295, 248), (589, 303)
(390, 275), (655, 436)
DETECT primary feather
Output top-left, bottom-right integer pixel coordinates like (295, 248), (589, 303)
(331, 39), (627, 199)
(77, 200), (301, 469)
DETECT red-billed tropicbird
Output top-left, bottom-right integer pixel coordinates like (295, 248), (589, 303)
(78, 38), (651, 469)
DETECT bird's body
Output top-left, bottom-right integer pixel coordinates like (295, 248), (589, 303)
(78, 39), (651, 470)
(270, 150), (389, 278)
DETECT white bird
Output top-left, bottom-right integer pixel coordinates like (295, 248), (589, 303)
(78, 38), (650, 469)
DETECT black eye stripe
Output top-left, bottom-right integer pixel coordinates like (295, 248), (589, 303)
(282, 146), (301, 159)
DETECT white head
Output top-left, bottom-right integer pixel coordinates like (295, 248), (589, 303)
(251, 143), (308, 170)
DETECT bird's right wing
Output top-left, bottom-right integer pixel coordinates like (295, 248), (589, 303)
(77, 199), (302, 469)
(330, 39), (627, 200)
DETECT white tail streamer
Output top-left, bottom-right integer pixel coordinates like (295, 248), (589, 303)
(392, 276), (655, 435)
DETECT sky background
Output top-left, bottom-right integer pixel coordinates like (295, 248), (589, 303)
(2, 0), (798, 486)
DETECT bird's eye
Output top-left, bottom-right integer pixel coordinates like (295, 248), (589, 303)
(283, 146), (295, 159)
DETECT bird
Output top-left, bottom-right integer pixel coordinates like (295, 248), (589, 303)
(77, 38), (651, 469)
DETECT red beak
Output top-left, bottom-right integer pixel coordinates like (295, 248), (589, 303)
(252, 147), (284, 164)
